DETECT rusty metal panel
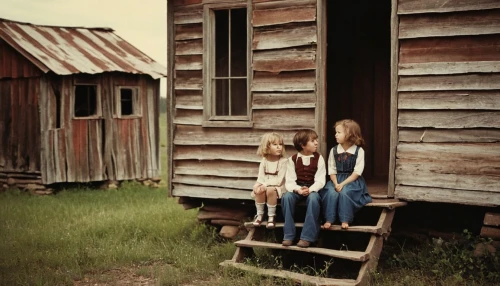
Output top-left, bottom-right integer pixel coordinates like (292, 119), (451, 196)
(0, 18), (166, 79)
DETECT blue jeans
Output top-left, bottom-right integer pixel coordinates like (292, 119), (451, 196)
(322, 180), (371, 223)
(281, 191), (321, 242)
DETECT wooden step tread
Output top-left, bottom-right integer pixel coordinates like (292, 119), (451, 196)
(220, 260), (357, 286)
(366, 199), (407, 209)
(235, 240), (370, 262)
(244, 222), (382, 234)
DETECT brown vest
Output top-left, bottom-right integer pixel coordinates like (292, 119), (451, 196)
(292, 152), (320, 187)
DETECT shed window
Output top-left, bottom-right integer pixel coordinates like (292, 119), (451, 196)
(74, 84), (99, 118)
(203, 4), (251, 127)
(117, 87), (141, 117)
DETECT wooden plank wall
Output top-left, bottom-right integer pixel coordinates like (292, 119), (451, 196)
(171, 0), (318, 200)
(395, 0), (500, 206)
(0, 77), (41, 179)
(40, 73), (160, 184)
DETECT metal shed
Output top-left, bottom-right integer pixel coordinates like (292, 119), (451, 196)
(0, 18), (167, 189)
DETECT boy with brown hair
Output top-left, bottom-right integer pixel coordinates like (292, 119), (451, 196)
(281, 129), (328, 248)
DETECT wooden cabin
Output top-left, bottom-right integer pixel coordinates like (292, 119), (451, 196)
(167, 0), (500, 283)
(0, 18), (166, 190)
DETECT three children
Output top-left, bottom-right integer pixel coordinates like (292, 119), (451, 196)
(251, 120), (372, 247)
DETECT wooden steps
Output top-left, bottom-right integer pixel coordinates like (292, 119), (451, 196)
(220, 199), (407, 286)
(235, 240), (370, 261)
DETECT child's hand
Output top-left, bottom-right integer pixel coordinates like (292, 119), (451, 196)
(334, 184), (343, 192)
(300, 186), (310, 196)
(253, 185), (265, 195)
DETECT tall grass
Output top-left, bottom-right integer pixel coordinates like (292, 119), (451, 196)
(0, 184), (237, 285)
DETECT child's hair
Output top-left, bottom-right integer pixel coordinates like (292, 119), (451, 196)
(293, 129), (318, 151)
(334, 119), (365, 146)
(256, 132), (286, 158)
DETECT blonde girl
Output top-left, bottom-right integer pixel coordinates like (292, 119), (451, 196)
(252, 132), (288, 229)
(321, 119), (372, 230)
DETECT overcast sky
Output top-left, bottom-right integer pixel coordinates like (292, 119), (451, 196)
(1, 0), (168, 96)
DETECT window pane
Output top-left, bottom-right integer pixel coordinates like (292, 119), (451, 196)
(74, 85), (97, 117)
(120, 88), (133, 116)
(230, 8), (247, 77)
(215, 79), (229, 116)
(215, 10), (229, 77)
(230, 79), (247, 116)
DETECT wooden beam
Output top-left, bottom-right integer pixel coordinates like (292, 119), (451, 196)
(399, 9), (500, 39)
(399, 61), (500, 76)
(252, 92), (315, 109)
(395, 186), (500, 206)
(252, 5), (316, 27)
(484, 212), (500, 226)
(252, 70), (316, 92)
(399, 129), (500, 143)
(253, 108), (315, 130)
(253, 47), (316, 72)
(398, 74), (500, 91)
(174, 160), (259, 178)
(398, 90), (500, 109)
(252, 24), (317, 50)
(172, 183), (252, 200)
(173, 145), (261, 162)
(398, 110), (500, 128)
(398, 0), (500, 14)
(388, 0), (399, 198)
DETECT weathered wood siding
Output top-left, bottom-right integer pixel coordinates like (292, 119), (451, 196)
(40, 73), (160, 184)
(0, 41), (42, 185)
(395, 1), (500, 206)
(170, 0), (318, 199)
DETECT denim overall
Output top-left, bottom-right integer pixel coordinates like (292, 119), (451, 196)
(323, 145), (372, 224)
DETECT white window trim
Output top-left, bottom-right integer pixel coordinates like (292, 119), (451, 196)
(72, 83), (102, 120)
(115, 86), (142, 119)
(202, 1), (253, 128)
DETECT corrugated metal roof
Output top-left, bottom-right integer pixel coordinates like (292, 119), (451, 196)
(0, 18), (166, 79)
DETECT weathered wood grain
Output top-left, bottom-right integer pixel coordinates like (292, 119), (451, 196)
(253, 24), (317, 50)
(398, 74), (500, 91)
(252, 70), (316, 92)
(173, 109), (203, 125)
(253, 47), (316, 72)
(396, 169), (499, 193)
(174, 9), (203, 24)
(399, 9), (500, 39)
(175, 90), (203, 110)
(174, 70), (203, 90)
(398, 110), (500, 128)
(252, 92), (315, 109)
(398, 90), (500, 109)
(252, 6), (316, 27)
(253, 0), (316, 10)
(173, 145), (261, 162)
(173, 0), (202, 7)
(399, 129), (500, 143)
(172, 174), (255, 190)
(398, 0), (500, 14)
(399, 35), (500, 64)
(175, 23), (203, 41)
(173, 125), (296, 145)
(399, 61), (500, 75)
(253, 108), (315, 130)
(395, 186), (500, 206)
(172, 183), (253, 200)
(396, 142), (500, 161)
(175, 55), (203, 70)
(174, 160), (259, 177)
(175, 39), (203, 55)
(396, 158), (500, 177)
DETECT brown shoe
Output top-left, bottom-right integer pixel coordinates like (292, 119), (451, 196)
(282, 240), (293, 246)
(297, 239), (311, 248)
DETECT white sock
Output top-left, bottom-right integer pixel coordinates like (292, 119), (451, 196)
(256, 202), (265, 216)
(267, 204), (277, 217)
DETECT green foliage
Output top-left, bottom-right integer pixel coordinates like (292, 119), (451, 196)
(374, 230), (500, 285)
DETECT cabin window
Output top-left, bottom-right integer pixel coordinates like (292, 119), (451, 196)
(203, 3), (252, 127)
(116, 87), (141, 117)
(74, 84), (101, 118)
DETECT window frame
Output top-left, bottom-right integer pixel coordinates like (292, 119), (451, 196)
(202, 1), (253, 128)
(115, 86), (142, 118)
(72, 83), (102, 119)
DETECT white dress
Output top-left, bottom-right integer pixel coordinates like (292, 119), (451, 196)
(251, 157), (288, 198)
